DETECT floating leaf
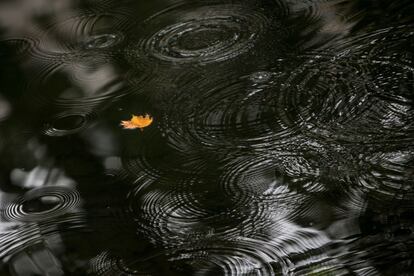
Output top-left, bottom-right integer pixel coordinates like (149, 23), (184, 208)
(120, 114), (153, 130)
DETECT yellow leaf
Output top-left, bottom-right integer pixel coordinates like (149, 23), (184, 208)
(120, 114), (153, 130)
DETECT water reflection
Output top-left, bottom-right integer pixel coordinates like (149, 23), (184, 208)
(0, 0), (413, 275)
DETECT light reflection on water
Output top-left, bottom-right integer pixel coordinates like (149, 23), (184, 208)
(0, 0), (413, 275)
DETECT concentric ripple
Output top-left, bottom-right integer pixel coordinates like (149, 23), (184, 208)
(169, 241), (283, 275)
(156, 70), (304, 152)
(219, 154), (311, 209)
(16, 12), (138, 111)
(168, 223), (333, 276)
(81, 32), (123, 50)
(126, 3), (269, 66)
(127, 176), (258, 246)
(127, 175), (333, 275)
(153, 24), (413, 154)
(22, 53), (132, 111)
(312, 24), (414, 143)
(43, 110), (95, 136)
(39, 13), (129, 54)
(154, 55), (387, 153)
(3, 186), (81, 222)
(127, 155), (319, 254)
(88, 251), (160, 276)
(0, 37), (35, 63)
(354, 150), (414, 201)
(0, 224), (42, 260)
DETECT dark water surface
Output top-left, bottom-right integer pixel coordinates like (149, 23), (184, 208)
(0, 0), (413, 275)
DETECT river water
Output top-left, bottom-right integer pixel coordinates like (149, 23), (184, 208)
(0, 0), (413, 275)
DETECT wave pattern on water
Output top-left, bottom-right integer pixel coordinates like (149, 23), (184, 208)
(0, 0), (413, 275)
(125, 2), (274, 70)
(2, 186), (81, 222)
